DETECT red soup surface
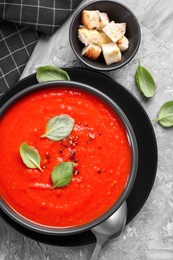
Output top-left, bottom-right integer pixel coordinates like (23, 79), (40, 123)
(0, 87), (131, 227)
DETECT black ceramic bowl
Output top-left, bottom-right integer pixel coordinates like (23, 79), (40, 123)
(69, 0), (141, 71)
(0, 81), (138, 236)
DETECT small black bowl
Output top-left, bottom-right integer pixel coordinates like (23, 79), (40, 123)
(69, 0), (141, 71)
(0, 81), (138, 236)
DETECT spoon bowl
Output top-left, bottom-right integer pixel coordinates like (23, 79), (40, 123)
(90, 202), (127, 260)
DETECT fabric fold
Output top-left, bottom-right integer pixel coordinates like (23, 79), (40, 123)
(0, 0), (81, 95)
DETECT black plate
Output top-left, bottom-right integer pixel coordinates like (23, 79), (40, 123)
(0, 68), (157, 246)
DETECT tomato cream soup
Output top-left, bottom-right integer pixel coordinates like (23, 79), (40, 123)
(0, 87), (131, 227)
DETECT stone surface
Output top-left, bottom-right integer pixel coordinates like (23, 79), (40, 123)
(0, 0), (173, 259)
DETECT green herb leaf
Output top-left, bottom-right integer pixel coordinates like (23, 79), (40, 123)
(135, 62), (156, 98)
(41, 114), (75, 141)
(19, 142), (43, 171)
(36, 65), (70, 83)
(51, 162), (74, 189)
(157, 101), (173, 127)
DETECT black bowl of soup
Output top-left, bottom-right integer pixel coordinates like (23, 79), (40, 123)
(0, 81), (138, 235)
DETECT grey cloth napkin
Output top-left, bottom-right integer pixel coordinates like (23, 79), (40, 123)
(0, 0), (81, 96)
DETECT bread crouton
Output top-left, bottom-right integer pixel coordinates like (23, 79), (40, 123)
(99, 12), (110, 29)
(117, 36), (129, 51)
(78, 27), (111, 46)
(102, 21), (123, 42)
(81, 10), (100, 30)
(78, 27), (100, 46)
(102, 42), (121, 65)
(82, 44), (102, 60)
(97, 31), (112, 46)
(116, 23), (126, 35)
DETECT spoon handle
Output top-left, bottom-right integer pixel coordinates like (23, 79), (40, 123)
(90, 237), (107, 260)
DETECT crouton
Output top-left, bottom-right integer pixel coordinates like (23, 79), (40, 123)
(99, 12), (110, 29)
(82, 44), (102, 60)
(117, 36), (129, 51)
(102, 42), (121, 65)
(81, 10), (100, 30)
(78, 27), (111, 46)
(78, 27), (100, 46)
(116, 23), (126, 35)
(102, 21), (123, 42)
(97, 31), (112, 46)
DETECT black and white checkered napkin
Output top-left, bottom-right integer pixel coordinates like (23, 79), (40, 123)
(0, 0), (81, 97)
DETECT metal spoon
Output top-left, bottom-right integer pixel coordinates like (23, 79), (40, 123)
(90, 202), (127, 260)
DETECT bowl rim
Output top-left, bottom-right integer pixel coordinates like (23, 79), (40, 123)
(69, 0), (141, 71)
(0, 80), (138, 235)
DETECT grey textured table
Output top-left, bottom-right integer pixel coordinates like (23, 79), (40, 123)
(0, 0), (173, 259)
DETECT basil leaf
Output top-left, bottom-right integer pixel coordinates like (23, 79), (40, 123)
(41, 114), (75, 141)
(19, 142), (43, 172)
(36, 66), (70, 83)
(157, 101), (173, 127)
(135, 62), (156, 98)
(51, 162), (74, 189)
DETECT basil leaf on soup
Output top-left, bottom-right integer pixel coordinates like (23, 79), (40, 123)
(135, 62), (156, 98)
(41, 114), (75, 141)
(51, 162), (74, 189)
(36, 65), (70, 83)
(19, 142), (43, 172)
(157, 101), (173, 127)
